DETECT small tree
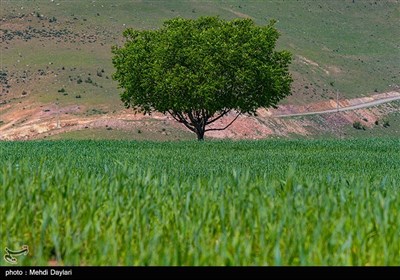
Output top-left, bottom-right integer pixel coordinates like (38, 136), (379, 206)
(112, 17), (292, 140)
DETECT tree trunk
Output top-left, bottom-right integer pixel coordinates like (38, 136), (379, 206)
(195, 127), (205, 141)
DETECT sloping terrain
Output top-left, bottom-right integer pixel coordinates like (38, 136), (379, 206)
(1, 0), (399, 140)
(1, 91), (399, 140)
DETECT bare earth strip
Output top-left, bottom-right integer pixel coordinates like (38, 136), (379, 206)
(1, 91), (399, 140)
(274, 91), (400, 118)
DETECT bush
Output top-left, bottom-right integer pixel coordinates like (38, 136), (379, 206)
(77, 78), (83, 84)
(383, 119), (390, 128)
(58, 88), (66, 93)
(353, 121), (365, 130)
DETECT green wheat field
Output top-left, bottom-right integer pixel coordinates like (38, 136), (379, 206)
(1, 139), (399, 265)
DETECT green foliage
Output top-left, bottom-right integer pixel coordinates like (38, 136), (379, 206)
(382, 118), (390, 128)
(112, 17), (292, 140)
(48, 16), (57, 23)
(1, 139), (400, 265)
(353, 121), (365, 130)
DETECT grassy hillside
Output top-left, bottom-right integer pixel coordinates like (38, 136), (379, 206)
(1, 0), (399, 109)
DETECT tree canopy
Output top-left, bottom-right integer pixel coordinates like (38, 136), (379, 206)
(112, 16), (292, 140)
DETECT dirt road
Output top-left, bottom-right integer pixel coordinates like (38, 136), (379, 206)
(275, 93), (400, 118)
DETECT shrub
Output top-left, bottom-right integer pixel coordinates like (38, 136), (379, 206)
(353, 121), (365, 130)
(383, 119), (390, 128)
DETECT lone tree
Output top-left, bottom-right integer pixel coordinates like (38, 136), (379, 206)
(112, 17), (292, 140)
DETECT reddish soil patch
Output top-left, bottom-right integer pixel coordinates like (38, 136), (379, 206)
(1, 92), (399, 140)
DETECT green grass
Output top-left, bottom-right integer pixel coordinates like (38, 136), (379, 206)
(343, 102), (400, 138)
(1, 0), (399, 109)
(1, 139), (399, 265)
(46, 125), (194, 141)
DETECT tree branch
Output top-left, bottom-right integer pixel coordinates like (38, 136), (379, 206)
(205, 112), (241, 132)
(168, 110), (182, 122)
(201, 109), (208, 131)
(205, 109), (230, 125)
(180, 121), (196, 132)
(168, 110), (196, 132)
(187, 111), (200, 131)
